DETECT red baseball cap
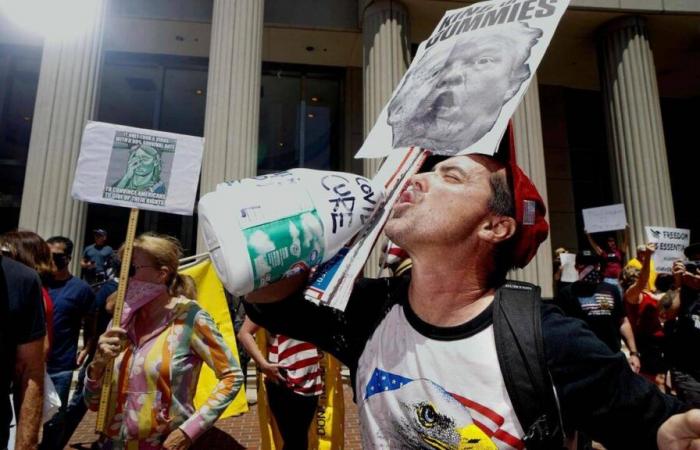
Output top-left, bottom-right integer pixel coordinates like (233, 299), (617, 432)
(503, 122), (549, 268)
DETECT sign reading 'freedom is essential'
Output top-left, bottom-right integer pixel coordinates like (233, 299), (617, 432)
(356, 0), (570, 159)
(72, 121), (204, 215)
(645, 226), (691, 274)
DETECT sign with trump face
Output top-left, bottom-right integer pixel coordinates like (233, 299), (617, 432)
(356, 0), (570, 158)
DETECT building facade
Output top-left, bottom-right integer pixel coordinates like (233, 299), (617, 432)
(1, 0), (699, 297)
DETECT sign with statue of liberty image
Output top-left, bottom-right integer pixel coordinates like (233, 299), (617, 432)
(103, 131), (175, 205)
(72, 121), (204, 215)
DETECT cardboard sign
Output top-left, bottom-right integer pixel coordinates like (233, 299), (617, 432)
(356, 0), (570, 158)
(72, 121), (204, 215)
(645, 226), (690, 274)
(582, 204), (627, 234)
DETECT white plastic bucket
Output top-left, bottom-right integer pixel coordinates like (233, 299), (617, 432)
(198, 169), (385, 296)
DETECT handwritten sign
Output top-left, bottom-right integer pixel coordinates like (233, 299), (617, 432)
(582, 204), (627, 234)
(645, 226), (690, 274)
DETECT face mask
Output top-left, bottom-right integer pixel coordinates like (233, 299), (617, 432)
(120, 278), (167, 328)
(579, 265), (601, 285)
(53, 253), (69, 270)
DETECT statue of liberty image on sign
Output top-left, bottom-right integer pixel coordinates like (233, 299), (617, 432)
(113, 144), (167, 194)
(102, 131), (176, 207)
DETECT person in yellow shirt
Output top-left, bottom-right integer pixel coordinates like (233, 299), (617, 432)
(626, 244), (657, 292)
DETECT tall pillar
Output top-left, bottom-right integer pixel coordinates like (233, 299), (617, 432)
(509, 76), (554, 298)
(361, 0), (411, 276)
(18, 1), (106, 270)
(198, 0), (264, 251)
(362, 0), (410, 178)
(599, 16), (675, 250)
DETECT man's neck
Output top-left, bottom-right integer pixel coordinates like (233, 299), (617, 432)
(408, 251), (496, 328)
(53, 270), (71, 281)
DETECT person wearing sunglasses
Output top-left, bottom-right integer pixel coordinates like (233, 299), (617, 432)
(84, 233), (242, 450)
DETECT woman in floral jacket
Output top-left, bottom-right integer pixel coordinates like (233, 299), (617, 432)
(85, 233), (242, 449)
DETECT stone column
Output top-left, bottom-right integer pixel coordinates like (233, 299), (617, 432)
(361, 0), (411, 276)
(362, 0), (410, 178)
(18, 1), (106, 270)
(197, 0), (264, 251)
(599, 16), (675, 250)
(509, 76), (554, 298)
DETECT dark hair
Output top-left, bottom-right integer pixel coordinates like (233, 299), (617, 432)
(47, 236), (74, 256)
(655, 274), (674, 293)
(489, 171), (517, 284)
(488, 171), (514, 218)
(0, 230), (54, 279)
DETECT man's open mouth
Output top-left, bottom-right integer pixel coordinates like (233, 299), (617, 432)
(430, 91), (455, 111)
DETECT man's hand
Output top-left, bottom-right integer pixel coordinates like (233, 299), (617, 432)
(260, 362), (286, 383)
(163, 428), (191, 450)
(672, 260), (700, 291)
(639, 242), (656, 262)
(657, 409), (700, 449)
(628, 354), (641, 373)
(674, 261), (687, 285)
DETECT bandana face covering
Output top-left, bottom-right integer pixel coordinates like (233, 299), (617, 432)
(120, 278), (167, 329)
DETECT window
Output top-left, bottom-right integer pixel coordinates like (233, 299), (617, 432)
(258, 64), (343, 174)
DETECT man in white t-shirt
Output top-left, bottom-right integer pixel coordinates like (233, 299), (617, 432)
(245, 153), (700, 449)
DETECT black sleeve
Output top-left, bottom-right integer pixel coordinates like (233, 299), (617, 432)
(243, 277), (397, 371)
(552, 284), (577, 318)
(612, 285), (626, 325)
(18, 271), (46, 345)
(542, 304), (685, 450)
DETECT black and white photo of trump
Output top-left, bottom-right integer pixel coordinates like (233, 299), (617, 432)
(387, 22), (543, 154)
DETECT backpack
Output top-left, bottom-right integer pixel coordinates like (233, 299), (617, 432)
(493, 280), (566, 450)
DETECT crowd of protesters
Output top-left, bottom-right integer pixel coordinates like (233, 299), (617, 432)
(2, 163), (700, 449)
(1, 229), (242, 450)
(554, 229), (700, 410)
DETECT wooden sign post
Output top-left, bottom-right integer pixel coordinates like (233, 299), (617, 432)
(95, 208), (139, 433)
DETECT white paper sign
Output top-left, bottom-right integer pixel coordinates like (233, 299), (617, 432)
(72, 121), (204, 215)
(645, 226), (690, 274)
(582, 204), (627, 234)
(560, 252), (578, 283)
(356, 0), (570, 159)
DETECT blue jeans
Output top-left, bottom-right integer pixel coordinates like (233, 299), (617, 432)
(60, 360), (91, 448)
(40, 370), (73, 450)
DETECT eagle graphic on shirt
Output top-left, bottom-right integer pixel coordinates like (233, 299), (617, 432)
(363, 368), (523, 450)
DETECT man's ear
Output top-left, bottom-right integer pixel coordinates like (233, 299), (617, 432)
(477, 215), (517, 244)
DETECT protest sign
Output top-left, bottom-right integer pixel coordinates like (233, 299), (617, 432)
(560, 252), (578, 283)
(72, 121), (204, 215)
(645, 226), (690, 274)
(356, 0), (570, 159)
(582, 204), (627, 234)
